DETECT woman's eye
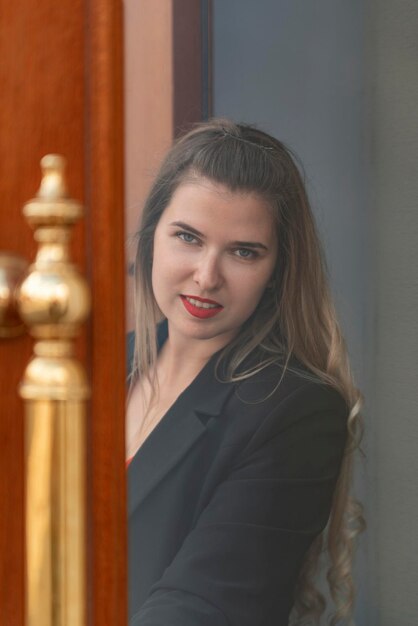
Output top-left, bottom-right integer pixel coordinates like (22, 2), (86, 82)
(177, 231), (198, 244)
(234, 248), (257, 259)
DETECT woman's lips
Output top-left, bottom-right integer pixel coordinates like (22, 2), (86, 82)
(180, 295), (223, 319)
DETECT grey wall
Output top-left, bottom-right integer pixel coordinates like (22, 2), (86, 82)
(367, 1), (418, 624)
(213, 0), (371, 381)
(213, 0), (418, 624)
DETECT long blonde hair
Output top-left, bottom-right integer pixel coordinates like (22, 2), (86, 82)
(133, 118), (365, 624)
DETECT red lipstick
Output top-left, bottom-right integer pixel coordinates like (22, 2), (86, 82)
(180, 295), (223, 319)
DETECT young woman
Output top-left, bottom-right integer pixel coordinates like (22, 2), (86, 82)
(126, 119), (364, 626)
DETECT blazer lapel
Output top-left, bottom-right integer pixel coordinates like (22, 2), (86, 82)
(127, 351), (235, 515)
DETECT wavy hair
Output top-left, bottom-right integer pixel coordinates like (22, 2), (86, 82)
(132, 118), (365, 624)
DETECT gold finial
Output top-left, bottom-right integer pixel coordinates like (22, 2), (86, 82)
(23, 154), (82, 226)
(0, 154), (90, 623)
(17, 155), (90, 338)
(37, 154), (69, 200)
(19, 155), (89, 625)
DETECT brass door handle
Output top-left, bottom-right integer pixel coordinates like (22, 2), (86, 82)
(0, 252), (28, 337)
(1, 155), (90, 626)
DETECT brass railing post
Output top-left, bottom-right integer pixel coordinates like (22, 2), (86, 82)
(16, 155), (90, 626)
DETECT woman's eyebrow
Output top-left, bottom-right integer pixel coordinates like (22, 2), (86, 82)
(230, 240), (268, 250)
(170, 221), (204, 237)
(169, 220), (269, 251)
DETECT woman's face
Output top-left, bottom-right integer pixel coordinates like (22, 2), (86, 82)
(151, 177), (278, 350)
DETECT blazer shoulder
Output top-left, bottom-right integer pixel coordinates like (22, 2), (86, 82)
(234, 354), (348, 411)
(224, 355), (349, 454)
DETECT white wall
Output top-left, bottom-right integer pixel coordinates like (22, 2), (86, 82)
(213, 0), (418, 623)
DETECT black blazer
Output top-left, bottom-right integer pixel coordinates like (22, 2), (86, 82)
(127, 328), (348, 626)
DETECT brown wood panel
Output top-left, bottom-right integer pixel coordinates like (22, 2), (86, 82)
(0, 0), (85, 623)
(85, 1), (127, 625)
(0, 0), (126, 624)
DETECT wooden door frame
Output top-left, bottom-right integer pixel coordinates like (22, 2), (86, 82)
(85, 2), (127, 624)
(0, 1), (127, 622)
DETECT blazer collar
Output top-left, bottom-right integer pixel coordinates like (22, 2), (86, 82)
(127, 344), (236, 515)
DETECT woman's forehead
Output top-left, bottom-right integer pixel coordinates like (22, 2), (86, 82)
(161, 178), (276, 238)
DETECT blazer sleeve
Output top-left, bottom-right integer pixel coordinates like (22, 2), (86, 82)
(130, 382), (348, 626)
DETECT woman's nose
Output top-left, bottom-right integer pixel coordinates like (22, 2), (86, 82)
(193, 251), (223, 291)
